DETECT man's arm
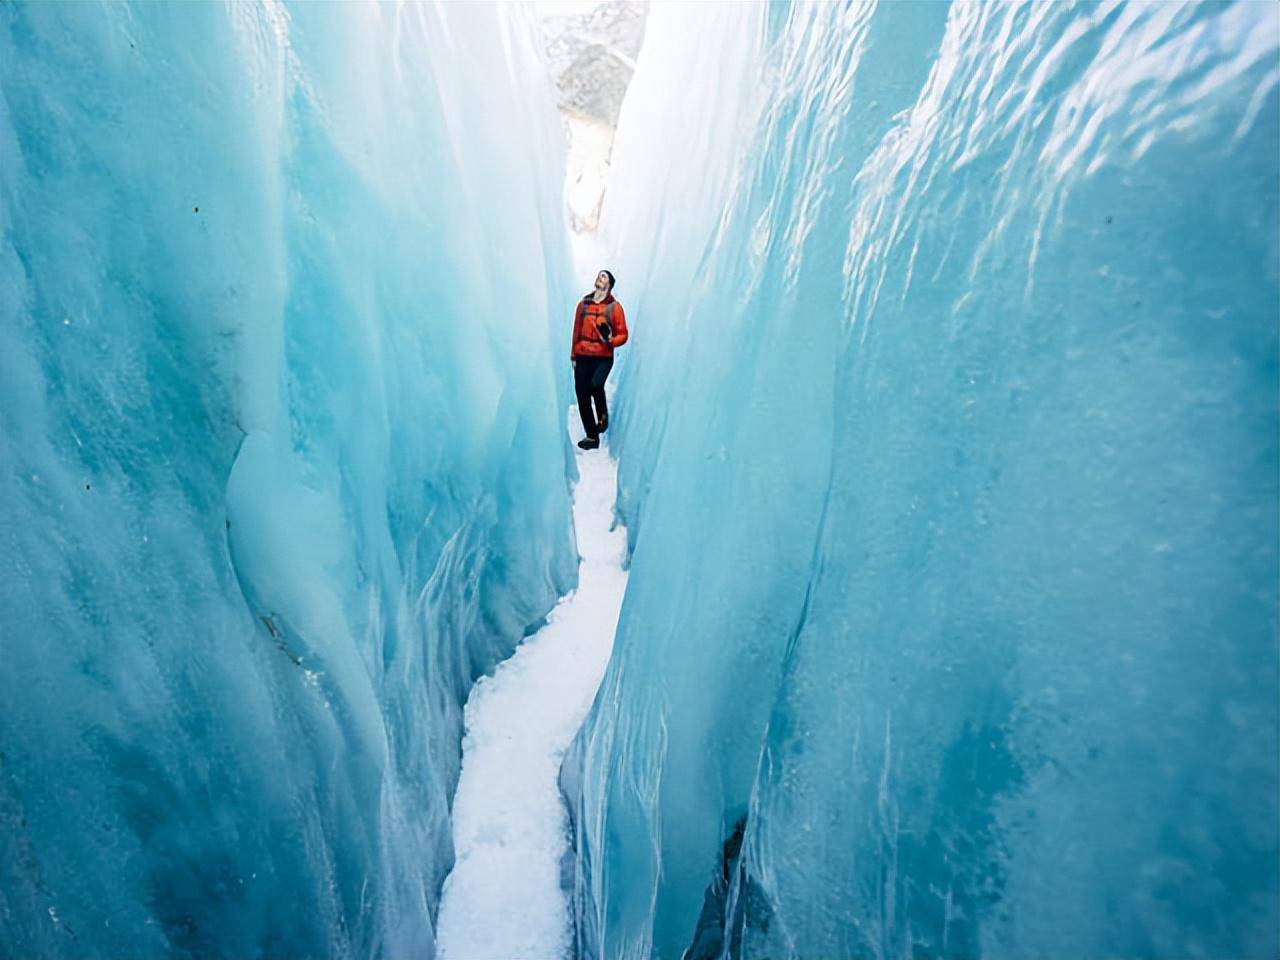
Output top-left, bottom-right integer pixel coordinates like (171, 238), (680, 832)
(609, 302), (628, 348)
(570, 301), (580, 360)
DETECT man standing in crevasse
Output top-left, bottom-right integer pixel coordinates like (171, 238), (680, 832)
(570, 269), (628, 450)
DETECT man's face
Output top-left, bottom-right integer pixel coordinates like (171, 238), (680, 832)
(594, 271), (610, 293)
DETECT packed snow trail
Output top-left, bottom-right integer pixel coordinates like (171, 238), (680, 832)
(435, 441), (627, 960)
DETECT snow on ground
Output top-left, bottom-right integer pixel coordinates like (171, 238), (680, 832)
(436, 436), (627, 960)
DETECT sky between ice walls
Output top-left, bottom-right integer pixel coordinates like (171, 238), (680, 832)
(565, 2), (1280, 959)
(0, 4), (575, 957)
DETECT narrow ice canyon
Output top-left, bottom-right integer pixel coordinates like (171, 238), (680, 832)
(1, 3), (1277, 960)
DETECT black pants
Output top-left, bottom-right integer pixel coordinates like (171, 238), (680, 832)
(573, 355), (613, 439)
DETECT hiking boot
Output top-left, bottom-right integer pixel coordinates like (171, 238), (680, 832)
(597, 413), (609, 433)
(577, 437), (600, 450)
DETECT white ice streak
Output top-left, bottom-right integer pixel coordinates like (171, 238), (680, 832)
(436, 442), (627, 960)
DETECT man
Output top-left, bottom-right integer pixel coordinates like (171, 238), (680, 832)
(570, 269), (628, 450)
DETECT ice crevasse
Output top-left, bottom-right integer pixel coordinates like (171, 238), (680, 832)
(0, 1), (1277, 959)
(564, 3), (1280, 959)
(0, 4), (576, 958)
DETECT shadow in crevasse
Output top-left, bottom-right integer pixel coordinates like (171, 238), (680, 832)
(681, 815), (782, 960)
(680, 707), (1027, 960)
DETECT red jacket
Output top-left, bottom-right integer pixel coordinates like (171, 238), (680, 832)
(571, 294), (628, 359)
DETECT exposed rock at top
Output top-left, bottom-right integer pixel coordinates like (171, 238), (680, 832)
(540, 3), (647, 126)
(537, 2), (648, 233)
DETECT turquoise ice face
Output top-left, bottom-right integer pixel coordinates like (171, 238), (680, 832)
(567, 3), (1280, 959)
(0, 4), (575, 957)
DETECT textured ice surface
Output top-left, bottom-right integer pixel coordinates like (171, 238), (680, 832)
(0, 4), (573, 957)
(437, 438), (627, 960)
(565, 3), (1280, 958)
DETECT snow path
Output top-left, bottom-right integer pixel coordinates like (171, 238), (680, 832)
(436, 441), (627, 960)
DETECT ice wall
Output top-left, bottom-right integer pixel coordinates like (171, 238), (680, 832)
(566, 2), (1280, 958)
(0, 4), (574, 957)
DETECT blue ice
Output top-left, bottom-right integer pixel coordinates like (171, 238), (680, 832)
(565, 3), (1280, 959)
(2, 1), (1278, 958)
(0, 3), (573, 957)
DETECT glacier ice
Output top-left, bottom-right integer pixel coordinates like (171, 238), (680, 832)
(4, 0), (1278, 957)
(0, 3), (574, 957)
(565, 2), (1280, 959)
